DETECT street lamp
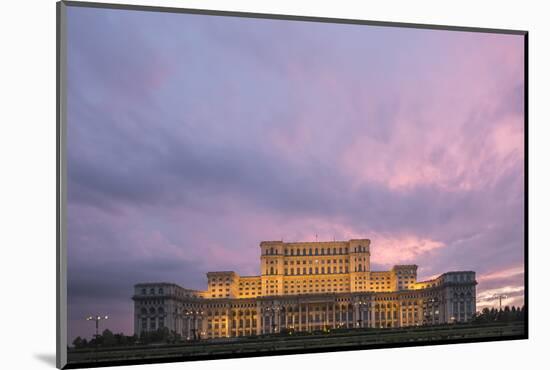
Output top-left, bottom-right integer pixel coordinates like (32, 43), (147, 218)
(265, 305), (279, 333)
(425, 297), (438, 325)
(185, 309), (203, 341)
(355, 301), (366, 328)
(86, 315), (109, 339)
(493, 294), (508, 311)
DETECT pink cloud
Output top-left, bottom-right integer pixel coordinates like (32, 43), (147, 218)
(477, 265), (524, 282)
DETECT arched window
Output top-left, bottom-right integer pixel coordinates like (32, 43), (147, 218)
(321, 248), (324, 255)
(149, 307), (156, 315)
(141, 308), (147, 315)
(290, 249), (294, 256)
(303, 248), (306, 255)
(158, 307), (164, 314)
(315, 248), (318, 255)
(309, 248), (312, 255)
(270, 266), (274, 275)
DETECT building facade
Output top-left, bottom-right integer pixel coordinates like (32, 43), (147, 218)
(133, 239), (476, 339)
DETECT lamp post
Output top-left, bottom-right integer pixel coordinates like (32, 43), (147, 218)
(86, 315), (108, 361)
(185, 309), (203, 341)
(265, 305), (279, 333)
(355, 301), (365, 328)
(424, 297), (439, 325)
(494, 294), (508, 311)
(86, 315), (109, 340)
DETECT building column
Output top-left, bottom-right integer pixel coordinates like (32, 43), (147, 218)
(306, 304), (309, 331)
(260, 310), (264, 335)
(275, 306), (280, 333)
(370, 301), (376, 328)
(354, 303), (359, 328)
(235, 310), (240, 337)
(332, 302), (336, 328)
(298, 304), (302, 331)
(256, 306), (261, 335)
(325, 303), (329, 329)
(201, 316), (207, 339)
(226, 309), (231, 337)
(397, 304), (402, 327)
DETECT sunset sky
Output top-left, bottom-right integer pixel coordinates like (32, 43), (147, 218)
(66, 6), (525, 340)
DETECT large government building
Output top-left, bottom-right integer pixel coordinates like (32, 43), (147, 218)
(133, 239), (476, 339)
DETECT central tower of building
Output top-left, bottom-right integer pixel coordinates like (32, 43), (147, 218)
(259, 239), (371, 296)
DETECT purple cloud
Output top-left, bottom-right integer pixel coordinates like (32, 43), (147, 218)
(66, 6), (525, 341)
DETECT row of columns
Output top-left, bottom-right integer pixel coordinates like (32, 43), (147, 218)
(161, 295), (456, 339)
(258, 300), (373, 334)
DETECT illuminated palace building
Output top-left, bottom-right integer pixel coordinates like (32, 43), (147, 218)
(133, 239), (477, 339)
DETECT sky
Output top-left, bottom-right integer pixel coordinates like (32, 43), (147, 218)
(66, 6), (525, 341)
